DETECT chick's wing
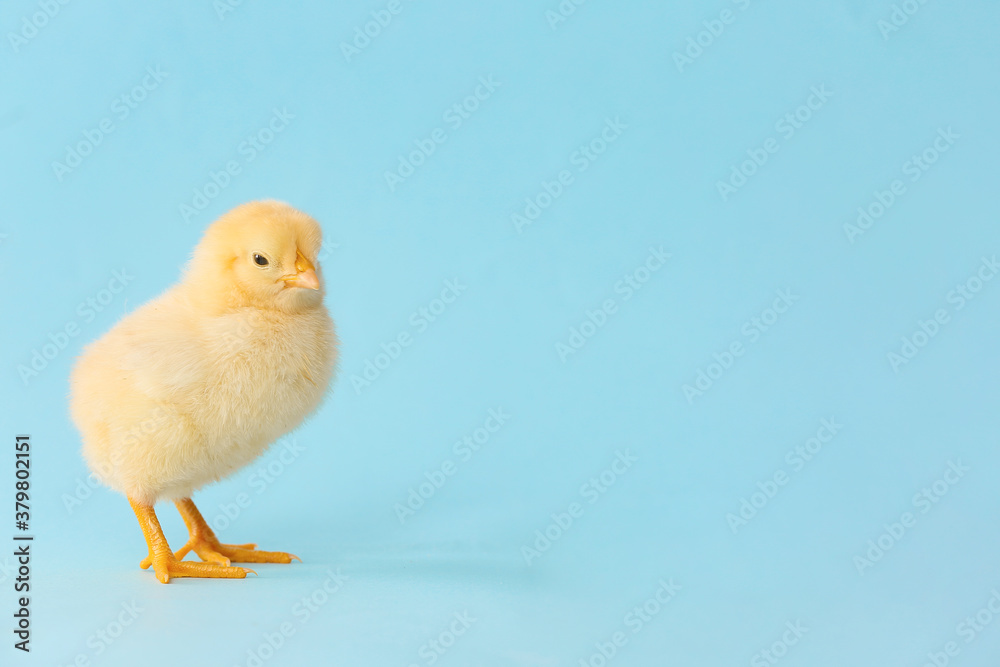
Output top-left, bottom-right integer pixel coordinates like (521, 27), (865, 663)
(107, 288), (216, 403)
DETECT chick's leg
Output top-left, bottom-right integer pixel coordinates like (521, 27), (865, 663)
(170, 497), (300, 565)
(130, 497), (255, 583)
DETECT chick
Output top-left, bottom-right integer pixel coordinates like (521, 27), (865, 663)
(70, 200), (338, 583)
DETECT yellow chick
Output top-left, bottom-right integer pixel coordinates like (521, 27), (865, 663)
(70, 200), (338, 583)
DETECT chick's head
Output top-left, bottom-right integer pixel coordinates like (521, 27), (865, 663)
(189, 200), (327, 313)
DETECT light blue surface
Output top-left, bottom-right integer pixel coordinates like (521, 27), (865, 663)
(2, 1), (1000, 665)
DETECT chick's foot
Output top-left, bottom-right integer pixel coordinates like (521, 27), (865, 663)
(176, 535), (300, 565)
(130, 496), (255, 584)
(143, 553), (256, 583)
(171, 497), (300, 566)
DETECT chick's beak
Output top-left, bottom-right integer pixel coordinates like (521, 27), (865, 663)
(283, 251), (320, 290)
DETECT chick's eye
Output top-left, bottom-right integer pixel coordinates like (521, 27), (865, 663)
(253, 253), (269, 267)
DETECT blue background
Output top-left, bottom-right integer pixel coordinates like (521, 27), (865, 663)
(2, 0), (1000, 665)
